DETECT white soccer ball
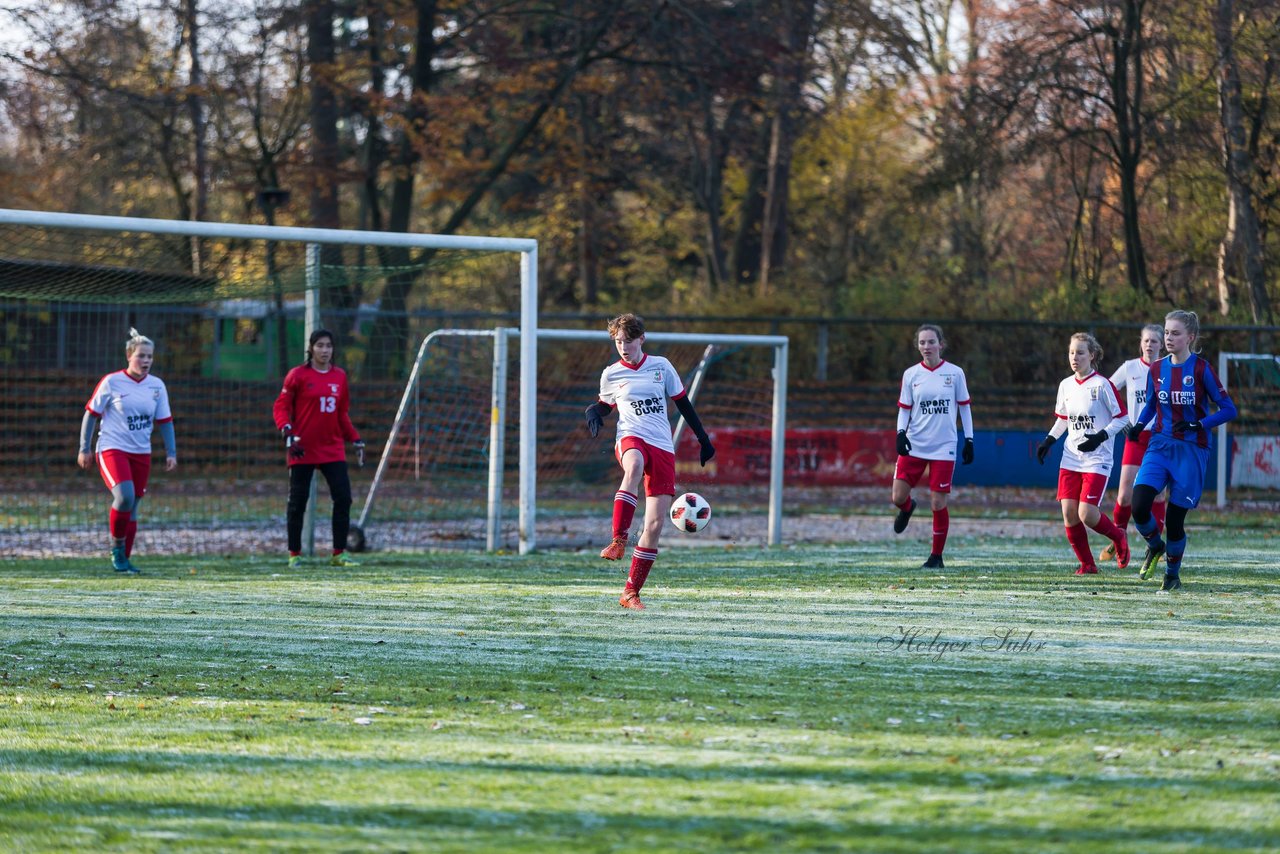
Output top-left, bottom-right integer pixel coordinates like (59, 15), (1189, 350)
(669, 491), (712, 534)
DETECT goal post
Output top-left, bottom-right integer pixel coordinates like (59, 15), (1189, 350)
(357, 327), (789, 553)
(1217, 352), (1280, 506)
(0, 206), (538, 558)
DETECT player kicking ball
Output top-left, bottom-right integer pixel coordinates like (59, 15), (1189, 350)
(584, 314), (714, 610)
(1125, 311), (1237, 592)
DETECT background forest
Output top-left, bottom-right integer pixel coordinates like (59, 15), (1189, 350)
(1, 0), (1277, 330)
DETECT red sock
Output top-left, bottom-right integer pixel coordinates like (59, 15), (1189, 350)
(931, 507), (949, 556)
(1113, 502), (1132, 530)
(627, 547), (657, 593)
(125, 520), (138, 557)
(109, 508), (128, 539)
(1065, 523), (1093, 569)
(894, 497), (912, 511)
(1152, 500), (1166, 533)
(1089, 512), (1124, 545)
(612, 491), (638, 539)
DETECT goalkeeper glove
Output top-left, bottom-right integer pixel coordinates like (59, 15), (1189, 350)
(1077, 430), (1108, 453)
(282, 427), (304, 459)
(1036, 434), (1056, 465)
(698, 435), (715, 466)
(1172, 419), (1202, 434)
(961, 437), (974, 465)
(353, 440), (366, 468)
(1126, 421), (1146, 438)
(896, 430), (911, 456)
(585, 404), (604, 438)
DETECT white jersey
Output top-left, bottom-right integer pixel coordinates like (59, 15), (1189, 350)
(597, 354), (686, 454)
(897, 361), (971, 461)
(1109, 357), (1153, 426)
(85, 370), (173, 455)
(1054, 371), (1126, 475)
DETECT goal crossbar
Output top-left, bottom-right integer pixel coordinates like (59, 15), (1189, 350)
(357, 327), (789, 552)
(0, 207), (539, 556)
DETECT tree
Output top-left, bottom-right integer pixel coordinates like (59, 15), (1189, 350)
(1213, 0), (1272, 323)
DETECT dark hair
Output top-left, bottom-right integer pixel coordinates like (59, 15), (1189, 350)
(915, 323), (946, 352)
(306, 329), (334, 366)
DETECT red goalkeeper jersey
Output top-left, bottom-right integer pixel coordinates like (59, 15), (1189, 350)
(272, 364), (360, 466)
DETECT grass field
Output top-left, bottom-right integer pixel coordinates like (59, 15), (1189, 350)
(2, 533), (1279, 852)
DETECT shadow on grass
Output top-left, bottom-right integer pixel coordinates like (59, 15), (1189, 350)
(1, 748), (1278, 851)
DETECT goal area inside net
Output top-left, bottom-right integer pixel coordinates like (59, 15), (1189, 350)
(356, 327), (788, 553)
(0, 207), (537, 559)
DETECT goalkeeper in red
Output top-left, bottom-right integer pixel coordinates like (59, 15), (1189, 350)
(891, 324), (975, 569)
(584, 313), (715, 611)
(1126, 310), (1237, 591)
(272, 329), (365, 568)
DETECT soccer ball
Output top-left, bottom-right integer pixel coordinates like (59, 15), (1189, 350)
(669, 491), (711, 533)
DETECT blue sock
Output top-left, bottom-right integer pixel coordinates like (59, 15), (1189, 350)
(1165, 536), (1186, 574)
(1135, 514), (1163, 548)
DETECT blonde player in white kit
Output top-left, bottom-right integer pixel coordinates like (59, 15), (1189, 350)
(584, 314), (715, 611)
(78, 328), (177, 574)
(891, 324), (975, 569)
(1034, 332), (1130, 575)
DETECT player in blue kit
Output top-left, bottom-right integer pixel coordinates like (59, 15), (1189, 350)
(1127, 310), (1237, 591)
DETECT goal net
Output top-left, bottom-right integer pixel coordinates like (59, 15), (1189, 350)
(0, 208), (535, 559)
(356, 328), (788, 553)
(1217, 352), (1280, 504)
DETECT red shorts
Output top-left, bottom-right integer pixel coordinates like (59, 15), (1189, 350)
(616, 436), (676, 497)
(893, 456), (956, 494)
(1120, 429), (1150, 467)
(97, 449), (151, 496)
(1057, 469), (1109, 506)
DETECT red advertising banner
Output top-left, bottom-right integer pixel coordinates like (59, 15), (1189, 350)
(675, 428), (897, 486)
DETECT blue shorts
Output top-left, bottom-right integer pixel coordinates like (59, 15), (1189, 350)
(1135, 433), (1209, 509)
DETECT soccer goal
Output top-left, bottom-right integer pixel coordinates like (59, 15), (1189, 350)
(355, 327), (789, 553)
(1217, 352), (1280, 506)
(0, 207), (537, 558)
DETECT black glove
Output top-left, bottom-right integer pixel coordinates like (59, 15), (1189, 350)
(286, 434), (304, 459)
(896, 430), (911, 456)
(585, 404), (604, 438)
(1036, 434), (1056, 465)
(1126, 421), (1146, 438)
(1077, 430), (1108, 453)
(698, 435), (715, 466)
(962, 437), (974, 465)
(353, 440), (366, 468)
(1172, 420), (1202, 434)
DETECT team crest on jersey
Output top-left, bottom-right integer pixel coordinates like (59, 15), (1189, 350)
(329, 383), (339, 394)
(152, 388), (161, 400)
(1090, 386), (1099, 400)
(943, 376), (952, 386)
(1182, 375), (1194, 387)
(652, 369), (663, 383)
